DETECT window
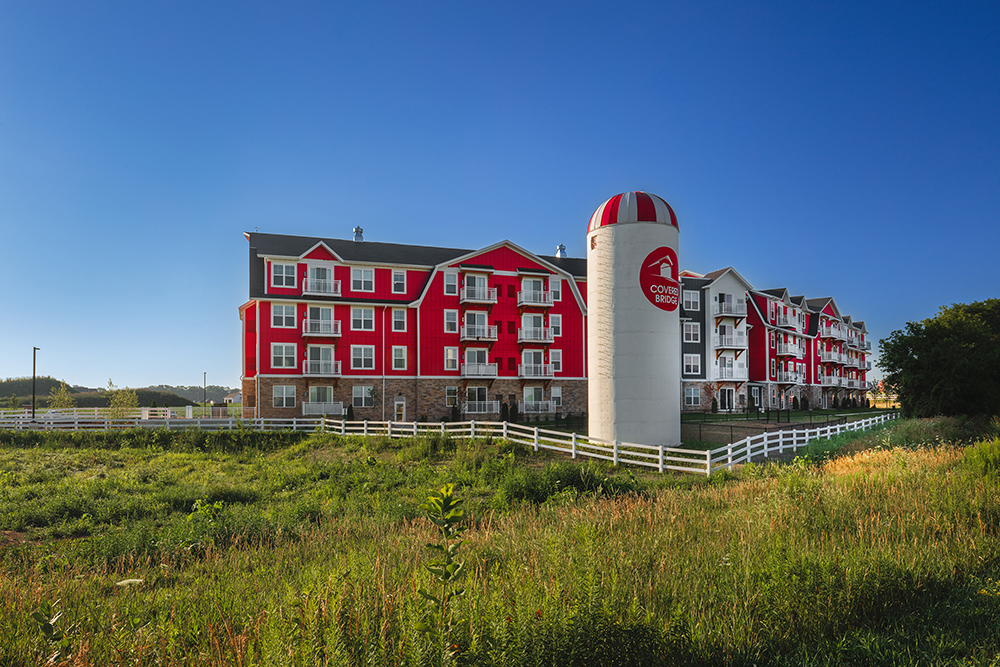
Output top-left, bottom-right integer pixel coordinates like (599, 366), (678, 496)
(769, 332), (775, 348)
(524, 386), (543, 404)
(309, 386), (332, 404)
(271, 263), (296, 288)
(392, 346), (407, 370)
(685, 386), (700, 407)
(683, 322), (700, 343)
(445, 386), (458, 407)
(392, 270), (406, 293)
(444, 310), (458, 333)
(771, 359), (776, 376)
(684, 354), (700, 375)
(550, 277), (561, 301)
(550, 349), (562, 373)
(351, 307), (374, 331)
(305, 306), (334, 334)
(550, 314), (562, 337)
(351, 345), (375, 370)
(353, 385), (374, 408)
(272, 344), (296, 369)
(351, 268), (374, 292)
(306, 346), (335, 374)
(273, 385), (295, 408)
(392, 309), (406, 332)
(444, 347), (459, 371)
(551, 386), (562, 407)
(272, 304), (295, 328)
(683, 290), (699, 311)
(444, 273), (458, 295)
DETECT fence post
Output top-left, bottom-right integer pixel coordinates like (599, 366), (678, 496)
(658, 445), (663, 473)
(727, 441), (733, 467)
(363, 420), (368, 437)
(503, 421), (508, 439)
(388, 421), (393, 438)
(341, 420), (346, 436)
(613, 440), (619, 466)
(533, 427), (539, 452)
(706, 449), (712, 477)
(440, 421), (445, 436)
(413, 421), (418, 437)
(572, 432), (578, 459)
(471, 420), (476, 439)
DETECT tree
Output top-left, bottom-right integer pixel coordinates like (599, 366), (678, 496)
(106, 379), (139, 420)
(499, 401), (509, 422)
(879, 299), (1000, 417)
(792, 396), (800, 411)
(7, 394), (18, 411)
(48, 382), (76, 410)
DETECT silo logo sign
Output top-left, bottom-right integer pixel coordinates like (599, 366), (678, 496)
(639, 247), (679, 311)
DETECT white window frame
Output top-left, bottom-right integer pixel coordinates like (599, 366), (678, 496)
(353, 385), (374, 408)
(685, 386), (700, 407)
(551, 386), (562, 407)
(771, 359), (776, 376)
(683, 290), (699, 311)
(392, 270), (406, 294)
(351, 345), (375, 370)
(271, 303), (296, 328)
(271, 343), (296, 369)
(444, 309), (458, 333)
(444, 347), (459, 371)
(392, 308), (406, 332)
(550, 277), (561, 302)
(683, 354), (700, 375)
(271, 262), (296, 288)
(444, 272), (458, 295)
(273, 385), (296, 408)
(392, 346), (407, 370)
(445, 386), (458, 407)
(769, 332), (775, 348)
(683, 322), (700, 343)
(351, 267), (374, 292)
(309, 386), (332, 404)
(549, 314), (562, 337)
(550, 349), (562, 373)
(351, 307), (375, 331)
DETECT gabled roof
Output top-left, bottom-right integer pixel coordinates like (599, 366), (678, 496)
(806, 297), (842, 320)
(701, 266), (754, 291)
(248, 232), (472, 267)
(760, 288), (790, 301)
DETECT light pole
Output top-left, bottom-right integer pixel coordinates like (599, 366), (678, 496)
(32, 347), (40, 421)
(203, 372), (207, 408)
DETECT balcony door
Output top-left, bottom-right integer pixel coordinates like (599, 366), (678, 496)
(464, 274), (487, 296)
(308, 346), (334, 373)
(522, 349), (543, 367)
(307, 306), (333, 333)
(465, 348), (487, 365)
(719, 387), (734, 411)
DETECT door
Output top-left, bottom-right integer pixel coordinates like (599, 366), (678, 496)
(719, 387), (734, 411)
(465, 311), (487, 337)
(308, 346), (334, 374)
(307, 306), (333, 334)
(394, 398), (405, 422)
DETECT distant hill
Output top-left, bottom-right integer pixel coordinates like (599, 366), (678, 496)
(0, 377), (195, 408)
(144, 385), (238, 404)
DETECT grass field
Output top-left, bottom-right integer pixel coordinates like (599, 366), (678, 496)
(1, 417), (998, 665)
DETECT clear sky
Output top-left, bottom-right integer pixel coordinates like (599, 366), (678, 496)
(1, 1), (997, 389)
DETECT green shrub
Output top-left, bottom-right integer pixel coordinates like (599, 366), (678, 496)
(964, 436), (1000, 479)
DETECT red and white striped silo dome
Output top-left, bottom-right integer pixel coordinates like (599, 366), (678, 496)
(587, 191), (678, 233)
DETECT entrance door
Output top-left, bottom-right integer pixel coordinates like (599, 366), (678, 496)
(394, 398), (405, 422)
(719, 387), (734, 411)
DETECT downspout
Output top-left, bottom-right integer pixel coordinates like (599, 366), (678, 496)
(382, 305), (387, 421)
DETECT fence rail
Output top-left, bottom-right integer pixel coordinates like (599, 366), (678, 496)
(0, 410), (898, 476)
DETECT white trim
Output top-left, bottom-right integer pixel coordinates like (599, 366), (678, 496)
(271, 302), (297, 328)
(392, 308), (407, 332)
(271, 343), (297, 369)
(392, 269), (406, 294)
(351, 306), (375, 331)
(391, 346), (407, 371)
(351, 267), (375, 293)
(351, 345), (376, 370)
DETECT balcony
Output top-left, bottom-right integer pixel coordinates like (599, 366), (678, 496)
(845, 379), (858, 389)
(714, 302), (747, 317)
(863, 341), (872, 351)
(713, 334), (747, 349)
(821, 376), (840, 387)
(820, 325), (845, 339)
(776, 343), (804, 358)
(518, 326), (554, 344)
(520, 400), (556, 414)
(302, 279), (341, 297)
(462, 401), (499, 414)
(517, 290), (554, 308)
(519, 363), (554, 378)
(776, 370), (804, 384)
(460, 324), (498, 341)
(302, 319), (341, 337)
(462, 363), (497, 377)
(302, 401), (344, 416)
(775, 316), (800, 330)
(716, 367), (748, 381)
(460, 286), (497, 304)
(303, 360), (342, 377)
(819, 350), (843, 363)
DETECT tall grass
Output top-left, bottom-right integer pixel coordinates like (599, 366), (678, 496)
(0, 418), (998, 665)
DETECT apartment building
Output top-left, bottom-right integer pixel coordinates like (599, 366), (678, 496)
(239, 231), (588, 420)
(239, 232), (870, 419)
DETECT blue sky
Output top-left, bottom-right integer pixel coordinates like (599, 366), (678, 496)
(1, 1), (997, 389)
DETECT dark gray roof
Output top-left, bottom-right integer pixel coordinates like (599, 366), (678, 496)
(247, 232), (587, 278)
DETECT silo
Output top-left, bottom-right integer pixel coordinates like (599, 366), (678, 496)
(587, 191), (680, 446)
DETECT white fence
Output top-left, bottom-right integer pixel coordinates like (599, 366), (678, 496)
(0, 411), (898, 476)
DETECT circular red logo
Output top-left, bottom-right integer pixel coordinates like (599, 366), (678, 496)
(639, 246), (679, 311)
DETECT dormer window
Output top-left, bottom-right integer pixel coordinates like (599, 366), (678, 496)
(271, 263), (296, 288)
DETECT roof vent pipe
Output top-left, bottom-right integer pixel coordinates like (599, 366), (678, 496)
(555, 243), (566, 258)
(353, 226), (364, 242)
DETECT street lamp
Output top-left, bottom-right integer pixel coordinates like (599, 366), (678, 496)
(203, 372), (207, 407)
(32, 347), (40, 421)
